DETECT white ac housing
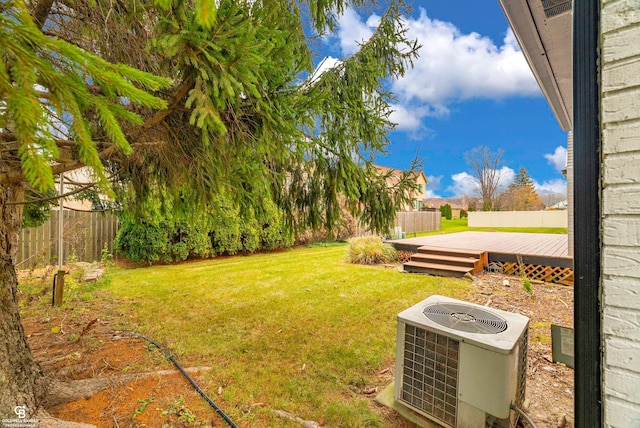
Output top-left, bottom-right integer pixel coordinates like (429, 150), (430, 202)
(395, 295), (529, 428)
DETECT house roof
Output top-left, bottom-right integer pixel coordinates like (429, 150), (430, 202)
(498, 0), (573, 131)
(424, 199), (464, 210)
(373, 165), (427, 184)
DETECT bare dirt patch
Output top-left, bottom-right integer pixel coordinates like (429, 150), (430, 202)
(19, 267), (573, 427)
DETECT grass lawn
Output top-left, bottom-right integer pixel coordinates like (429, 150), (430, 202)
(103, 245), (473, 427)
(413, 218), (568, 237)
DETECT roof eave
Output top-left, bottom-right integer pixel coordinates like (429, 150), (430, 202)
(498, 0), (573, 132)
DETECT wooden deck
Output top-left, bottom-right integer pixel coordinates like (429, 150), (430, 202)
(390, 231), (572, 268)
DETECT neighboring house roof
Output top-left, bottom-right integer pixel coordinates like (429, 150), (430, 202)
(372, 165), (427, 186)
(424, 197), (472, 210)
(498, 0), (573, 131)
(424, 199), (463, 210)
(547, 199), (568, 210)
(373, 165), (428, 211)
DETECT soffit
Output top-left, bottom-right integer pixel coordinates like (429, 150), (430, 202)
(498, 0), (573, 131)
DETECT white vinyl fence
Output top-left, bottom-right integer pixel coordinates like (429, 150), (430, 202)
(468, 210), (568, 228)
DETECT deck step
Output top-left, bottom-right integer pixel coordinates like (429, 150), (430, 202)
(403, 247), (488, 277)
(410, 253), (479, 268)
(403, 261), (471, 277)
(416, 246), (485, 258)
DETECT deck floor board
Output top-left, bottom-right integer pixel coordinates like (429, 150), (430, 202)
(391, 231), (569, 258)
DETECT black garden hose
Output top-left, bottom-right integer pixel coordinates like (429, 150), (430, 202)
(136, 334), (239, 428)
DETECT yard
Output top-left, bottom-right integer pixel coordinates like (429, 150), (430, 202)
(18, 243), (574, 427)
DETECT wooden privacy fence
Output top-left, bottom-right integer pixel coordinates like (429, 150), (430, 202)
(394, 211), (441, 235)
(16, 210), (118, 268)
(356, 211), (441, 237)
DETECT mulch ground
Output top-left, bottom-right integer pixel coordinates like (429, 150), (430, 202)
(466, 272), (575, 428)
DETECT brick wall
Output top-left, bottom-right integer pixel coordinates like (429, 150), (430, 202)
(601, 0), (640, 424)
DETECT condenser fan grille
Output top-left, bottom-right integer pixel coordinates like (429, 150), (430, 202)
(423, 303), (508, 334)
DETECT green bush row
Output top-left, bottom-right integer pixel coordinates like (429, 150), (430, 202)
(115, 197), (294, 264)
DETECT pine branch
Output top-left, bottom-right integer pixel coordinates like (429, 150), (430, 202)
(6, 180), (94, 205)
(6, 167), (126, 206)
(1, 131), (76, 148)
(134, 78), (193, 133)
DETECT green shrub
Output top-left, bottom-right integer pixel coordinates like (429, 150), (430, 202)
(260, 199), (294, 249)
(179, 221), (213, 258)
(439, 203), (452, 220)
(115, 219), (168, 264)
(209, 204), (243, 255)
(346, 236), (399, 265)
(239, 217), (261, 254)
(116, 195), (293, 263)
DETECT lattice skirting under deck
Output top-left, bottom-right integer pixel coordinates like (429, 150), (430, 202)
(486, 261), (574, 286)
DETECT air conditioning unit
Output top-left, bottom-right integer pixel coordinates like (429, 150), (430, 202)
(395, 295), (529, 428)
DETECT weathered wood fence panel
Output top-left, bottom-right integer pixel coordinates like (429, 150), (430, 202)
(356, 211), (441, 237)
(15, 210), (118, 268)
(394, 211), (441, 235)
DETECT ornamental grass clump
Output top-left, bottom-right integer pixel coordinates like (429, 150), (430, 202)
(347, 236), (399, 265)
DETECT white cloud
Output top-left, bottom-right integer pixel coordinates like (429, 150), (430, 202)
(447, 166), (514, 197)
(447, 171), (477, 196)
(390, 103), (450, 131)
(393, 11), (540, 108)
(389, 103), (425, 132)
(498, 166), (516, 189)
(334, 8), (377, 55)
(425, 174), (443, 198)
(389, 103), (440, 139)
(328, 7), (541, 133)
(534, 178), (567, 195)
(427, 174), (443, 188)
(544, 146), (567, 173)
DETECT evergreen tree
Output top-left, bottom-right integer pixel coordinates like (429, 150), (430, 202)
(500, 166), (545, 211)
(513, 166), (535, 187)
(440, 203), (452, 220)
(0, 0), (420, 420)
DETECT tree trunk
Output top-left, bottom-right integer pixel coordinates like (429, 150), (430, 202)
(0, 183), (48, 419)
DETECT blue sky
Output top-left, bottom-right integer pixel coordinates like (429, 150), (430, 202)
(317, 1), (568, 199)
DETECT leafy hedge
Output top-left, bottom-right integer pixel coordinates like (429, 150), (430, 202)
(115, 196), (294, 264)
